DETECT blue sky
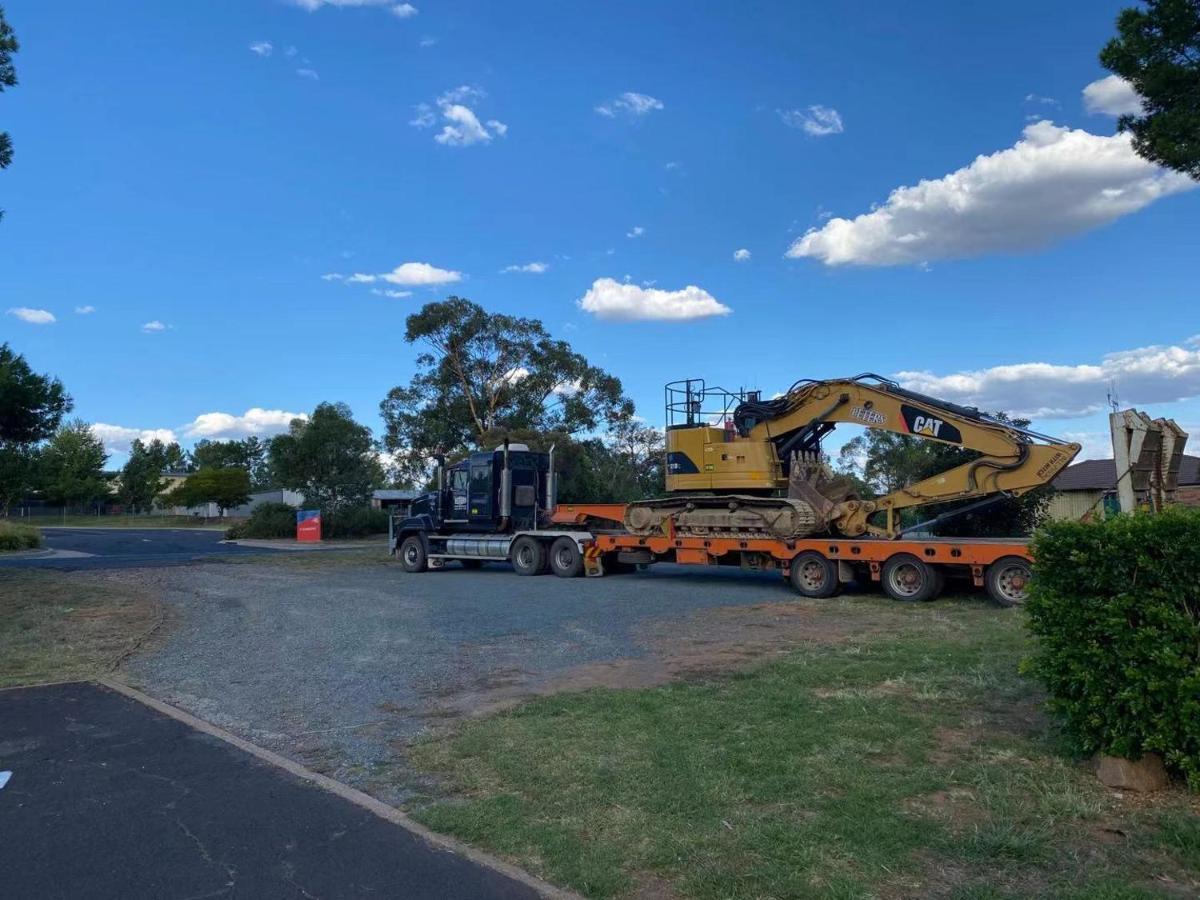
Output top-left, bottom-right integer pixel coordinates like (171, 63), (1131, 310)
(2, 0), (1197, 465)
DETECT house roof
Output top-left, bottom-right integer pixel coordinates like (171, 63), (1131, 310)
(1053, 454), (1200, 492)
(372, 489), (419, 501)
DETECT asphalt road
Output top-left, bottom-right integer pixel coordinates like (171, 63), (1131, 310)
(0, 682), (542, 900)
(0, 527), (276, 571)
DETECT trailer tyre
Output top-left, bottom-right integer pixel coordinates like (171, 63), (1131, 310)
(985, 556), (1033, 607)
(882, 553), (943, 602)
(399, 535), (428, 573)
(788, 551), (840, 598)
(549, 537), (584, 578)
(511, 536), (548, 576)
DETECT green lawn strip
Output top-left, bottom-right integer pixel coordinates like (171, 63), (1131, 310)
(0, 571), (162, 687)
(408, 602), (1199, 899)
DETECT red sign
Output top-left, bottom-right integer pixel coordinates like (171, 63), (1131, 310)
(296, 510), (321, 543)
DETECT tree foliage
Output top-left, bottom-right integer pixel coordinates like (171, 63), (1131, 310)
(1101, 0), (1200, 179)
(269, 402), (383, 512)
(117, 438), (178, 512)
(0, 440), (35, 514)
(380, 298), (634, 481)
(193, 436), (269, 487)
(0, 5), (17, 174)
(835, 412), (1050, 537)
(0, 343), (72, 445)
(164, 467), (251, 516)
(39, 419), (109, 508)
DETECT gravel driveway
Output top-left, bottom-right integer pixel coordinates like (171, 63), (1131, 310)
(124, 553), (807, 802)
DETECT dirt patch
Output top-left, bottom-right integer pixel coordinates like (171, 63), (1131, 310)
(906, 788), (988, 831)
(418, 599), (884, 721)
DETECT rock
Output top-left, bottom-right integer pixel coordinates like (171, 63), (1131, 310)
(1095, 753), (1170, 792)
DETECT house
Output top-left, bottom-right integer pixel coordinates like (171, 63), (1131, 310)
(371, 489), (419, 516)
(1047, 455), (1200, 521)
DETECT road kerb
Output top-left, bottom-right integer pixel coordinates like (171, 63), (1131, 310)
(98, 678), (578, 900)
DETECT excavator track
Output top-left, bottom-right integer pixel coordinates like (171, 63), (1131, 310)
(624, 495), (821, 540)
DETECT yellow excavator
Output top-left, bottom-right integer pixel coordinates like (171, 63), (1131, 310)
(624, 374), (1081, 540)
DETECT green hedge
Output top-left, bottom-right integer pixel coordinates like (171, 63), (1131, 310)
(0, 520), (42, 551)
(1023, 508), (1200, 787)
(224, 503), (389, 540)
(224, 502), (296, 539)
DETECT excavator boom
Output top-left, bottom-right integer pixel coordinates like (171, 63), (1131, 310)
(641, 374), (1080, 539)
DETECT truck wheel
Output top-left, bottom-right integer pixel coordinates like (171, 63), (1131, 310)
(788, 551), (839, 598)
(511, 536), (548, 576)
(549, 537), (584, 578)
(882, 553), (943, 602)
(986, 556), (1033, 607)
(399, 535), (428, 573)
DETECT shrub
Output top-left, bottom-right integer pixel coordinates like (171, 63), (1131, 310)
(224, 502), (297, 540)
(321, 505), (389, 538)
(0, 520), (43, 551)
(1022, 508), (1200, 787)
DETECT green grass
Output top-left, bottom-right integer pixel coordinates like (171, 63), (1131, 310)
(0, 519), (43, 551)
(0, 571), (163, 687)
(33, 514), (230, 529)
(407, 598), (1200, 899)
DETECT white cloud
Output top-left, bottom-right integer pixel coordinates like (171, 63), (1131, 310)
(249, 41), (273, 57)
(7, 307), (55, 324)
(1083, 74), (1144, 117)
(895, 337), (1200, 420)
(370, 288), (414, 298)
(75, 305), (96, 314)
(436, 104), (493, 146)
(788, 120), (1195, 267)
(381, 262), (462, 286)
(733, 248), (751, 262)
(296, 68), (320, 80)
(409, 103), (435, 128)
(595, 92), (664, 118)
(328, 262), (462, 286)
(501, 262), (548, 274)
(141, 320), (167, 333)
(1024, 93), (1058, 106)
(626, 226), (645, 239)
(285, 45), (299, 57)
(419, 36), (437, 48)
(411, 87), (505, 146)
(779, 105), (844, 137)
(577, 277), (732, 322)
(290, 0), (413, 12)
(183, 408), (306, 439)
(90, 424), (179, 455)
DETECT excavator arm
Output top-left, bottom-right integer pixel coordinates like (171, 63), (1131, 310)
(733, 374), (1081, 537)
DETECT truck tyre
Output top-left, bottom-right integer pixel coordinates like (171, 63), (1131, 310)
(985, 556), (1033, 607)
(511, 536), (548, 576)
(399, 535), (428, 573)
(882, 553), (943, 602)
(788, 550), (839, 598)
(549, 537), (584, 578)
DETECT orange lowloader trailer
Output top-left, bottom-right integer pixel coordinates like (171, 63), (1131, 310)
(549, 503), (1034, 607)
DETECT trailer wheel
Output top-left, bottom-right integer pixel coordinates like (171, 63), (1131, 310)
(882, 553), (943, 602)
(459, 559), (485, 570)
(549, 537), (584, 578)
(399, 535), (428, 573)
(511, 536), (548, 576)
(788, 551), (840, 598)
(986, 556), (1033, 607)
